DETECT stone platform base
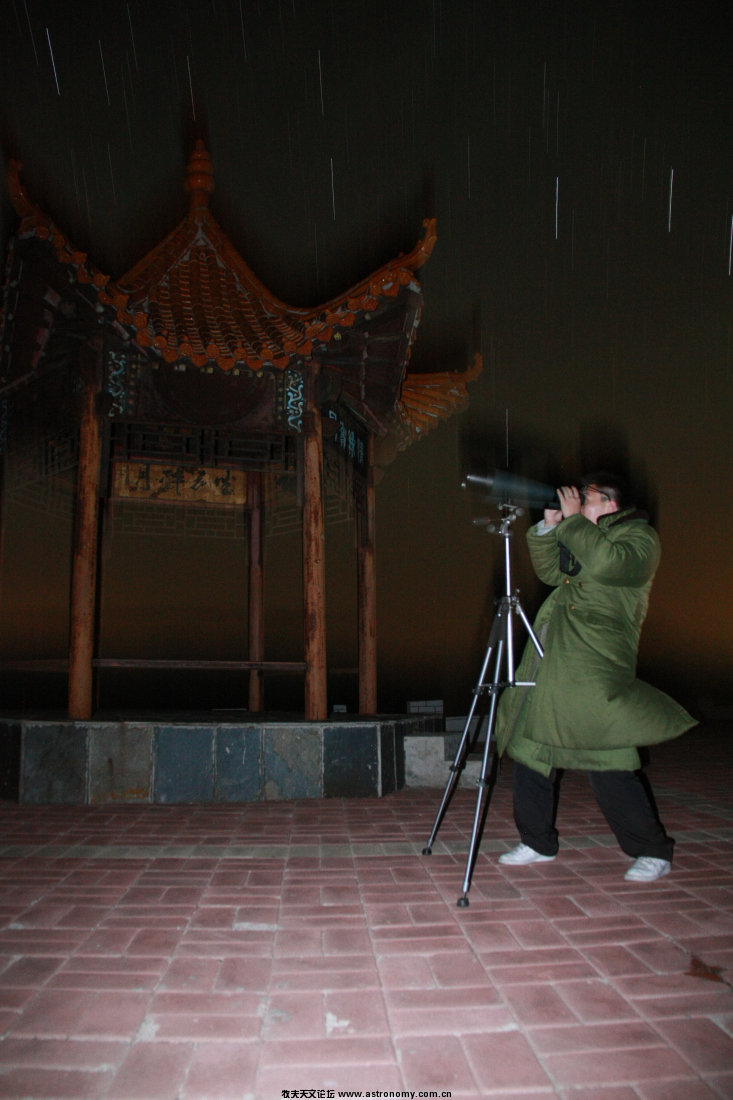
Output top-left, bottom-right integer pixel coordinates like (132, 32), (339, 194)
(0, 714), (441, 805)
(403, 732), (483, 788)
(403, 713), (489, 789)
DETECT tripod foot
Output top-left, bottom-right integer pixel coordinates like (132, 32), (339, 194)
(421, 846), (432, 855)
(457, 895), (470, 908)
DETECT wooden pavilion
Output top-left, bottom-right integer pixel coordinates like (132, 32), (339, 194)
(0, 142), (480, 722)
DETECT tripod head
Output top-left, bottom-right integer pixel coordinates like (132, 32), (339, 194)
(464, 493), (528, 599)
(472, 501), (525, 534)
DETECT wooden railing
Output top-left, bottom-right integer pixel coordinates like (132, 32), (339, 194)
(0, 658), (306, 673)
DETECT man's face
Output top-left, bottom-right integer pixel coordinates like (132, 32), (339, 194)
(581, 485), (620, 525)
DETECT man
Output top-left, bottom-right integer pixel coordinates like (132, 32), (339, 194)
(495, 471), (697, 882)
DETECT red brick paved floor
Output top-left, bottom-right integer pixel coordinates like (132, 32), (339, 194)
(0, 721), (731, 1099)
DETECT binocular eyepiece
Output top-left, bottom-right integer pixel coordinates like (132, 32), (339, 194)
(462, 470), (560, 509)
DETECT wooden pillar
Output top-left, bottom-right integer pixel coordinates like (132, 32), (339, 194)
(0, 398), (8, 630)
(302, 365), (327, 719)
(247, 471), (264, 712)
(0, 453), (4, 632)
(68, 342), (103, 720)
(357, 436), (377, 714)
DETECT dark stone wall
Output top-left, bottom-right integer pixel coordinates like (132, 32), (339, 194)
(0, 717), (428, 804)
(0, 721), (21, 800)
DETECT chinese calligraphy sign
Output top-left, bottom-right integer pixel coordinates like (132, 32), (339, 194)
(112, 462), (245, 506)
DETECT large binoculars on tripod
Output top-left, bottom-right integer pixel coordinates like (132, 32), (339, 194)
(462, 470), (560, 509)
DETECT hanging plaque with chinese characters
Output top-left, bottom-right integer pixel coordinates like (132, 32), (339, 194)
(111, 462), (245, 506)
(324, 406), (368, 473)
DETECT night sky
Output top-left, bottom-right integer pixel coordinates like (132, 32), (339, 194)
(0, 0), (731, 717)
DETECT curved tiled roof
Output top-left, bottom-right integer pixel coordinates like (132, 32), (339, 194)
(117, 141), (438, 375)
(4, 146), (479, 447)
(391, 353), (483, 450)
(7, 158), (116, 301)
(7, 144), (436, 377)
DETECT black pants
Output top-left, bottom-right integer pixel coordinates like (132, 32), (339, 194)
(512, 761), (674, 862)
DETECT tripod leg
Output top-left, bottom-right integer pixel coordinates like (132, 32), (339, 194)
(422, 612), (502, 855)
(515, 600), (544, 660)
(422, 689), (484, 855)
(457, 634), (504, 907)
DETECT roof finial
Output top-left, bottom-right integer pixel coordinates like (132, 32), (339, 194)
(185, 139), (215, 210)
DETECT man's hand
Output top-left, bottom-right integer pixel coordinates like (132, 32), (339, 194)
(543, 506), (563, 526)
(558, 485), (582, 518)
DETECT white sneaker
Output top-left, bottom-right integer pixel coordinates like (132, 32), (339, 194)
(624, 856), (671, 883)
(499, 843), (556, 866)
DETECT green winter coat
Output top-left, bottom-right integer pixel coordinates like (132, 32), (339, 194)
(495, 507), (697, 776)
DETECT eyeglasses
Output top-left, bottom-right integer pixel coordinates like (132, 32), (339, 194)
(580, 485), (611, 503)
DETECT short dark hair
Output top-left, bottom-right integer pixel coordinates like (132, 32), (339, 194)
(580, 471), (629, 507)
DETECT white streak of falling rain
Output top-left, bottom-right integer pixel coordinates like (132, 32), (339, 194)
(187, 55), (196, 120)
(318, 50), (324, 115)
(314, 221), (320, 286)
(45, 27), (60, 94)
(23, 0), (39, 65)
(122, 71), (133, 151)
(82, 165), (92, 238)
(330, 157), (336, 220)
(127, 4), (138, 68)
(668, 167), (674, 232)
(467, 135), (471, 200)
(238, 0), (247, 61)
(555, 177), (559, 239)
(125, 52), (136, 107)
(99, 41), (111, 106)
(286, 114), (294, 172)
(641, 137), (647, 200)
(107, 143), (116, 205)
(69, 149), (81, 206)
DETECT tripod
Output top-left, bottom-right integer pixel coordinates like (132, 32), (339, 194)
(422, 503), (544, 907)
